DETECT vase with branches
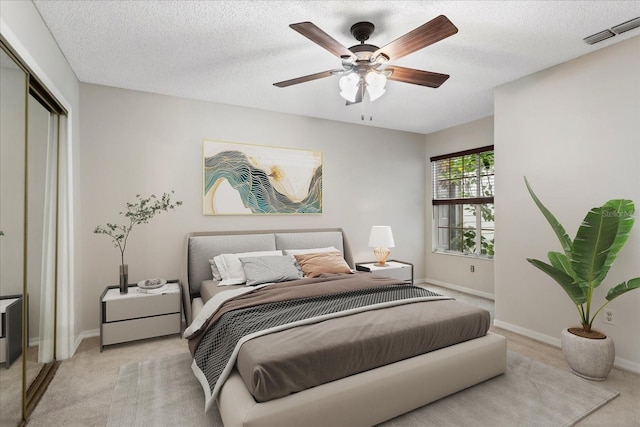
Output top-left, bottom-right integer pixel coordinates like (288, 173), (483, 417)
(94, 191), (182, 293)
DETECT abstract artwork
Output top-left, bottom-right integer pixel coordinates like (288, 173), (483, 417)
(203, 140), (323, 215)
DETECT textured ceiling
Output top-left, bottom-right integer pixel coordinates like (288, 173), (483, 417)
(33, 1), (640, 135)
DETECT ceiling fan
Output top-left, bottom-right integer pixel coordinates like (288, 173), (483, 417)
(273, 15), (458, 105)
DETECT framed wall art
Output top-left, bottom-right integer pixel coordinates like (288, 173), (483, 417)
(203, 140), (323, 215)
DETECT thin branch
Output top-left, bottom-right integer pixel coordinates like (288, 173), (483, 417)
(94, 191), (182, 265)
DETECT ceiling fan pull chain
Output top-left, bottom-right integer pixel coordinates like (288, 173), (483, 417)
(361, 84), (366, 121)
(364, 86), (373, 121)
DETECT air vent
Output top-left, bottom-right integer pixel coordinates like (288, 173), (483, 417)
(583, 29), (615, 45)
(611, 17), (640, 35)
(584, 17), (640, 45)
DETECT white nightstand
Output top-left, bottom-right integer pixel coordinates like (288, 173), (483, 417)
(0, 295), (22, 367)
(355, 260), (413, 284)
(100, 281), (182, 351)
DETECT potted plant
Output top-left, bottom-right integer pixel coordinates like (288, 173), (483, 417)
(94, 191), (182, 293)
(524, 177), (639, 380)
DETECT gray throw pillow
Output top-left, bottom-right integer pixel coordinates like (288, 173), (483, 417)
(240, 255), (302, 286)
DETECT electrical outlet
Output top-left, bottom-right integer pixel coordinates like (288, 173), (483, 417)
(470, 265), (475, 273)
(603, 309), (615, 326)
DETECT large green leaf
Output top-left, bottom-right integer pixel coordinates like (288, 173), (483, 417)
(572, 206), (619, 287)
(527, 258), (587, 304)
(597, 200), (636, 283)
(524, 177), (573, 256)
(606, 277), (640, 301)
(547, 251), (575, 278)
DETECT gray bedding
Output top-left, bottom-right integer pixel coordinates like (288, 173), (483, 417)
(237, 298), (490, 402)
(188, 274), (469, 407)
(200, 280), (243, 303)
(192, 275), (490, 404)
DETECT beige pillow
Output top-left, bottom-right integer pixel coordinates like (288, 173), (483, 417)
(294, 251), (352, 278)
(283, 246), (338, 256)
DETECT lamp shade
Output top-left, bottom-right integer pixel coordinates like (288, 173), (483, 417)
(368, 226), (395, 248)
(339, 73), (360, 102)
(365, 71), (387, 101)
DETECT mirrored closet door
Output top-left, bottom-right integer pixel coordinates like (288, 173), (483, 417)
(0, 39), (65, 426)
(0, 43), (28, 427)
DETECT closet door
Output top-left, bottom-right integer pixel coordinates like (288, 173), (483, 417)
(0, 44), (28, 427)
(1, 40), (62, 425)
(25, 92), (58, 404)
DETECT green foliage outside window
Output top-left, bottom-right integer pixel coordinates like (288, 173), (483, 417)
(433, 149), (495, 257)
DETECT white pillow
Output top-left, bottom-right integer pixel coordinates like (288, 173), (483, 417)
(215, 250), (282, 286)
(283, 246), (339, 256)
(209, 259), (222, 280)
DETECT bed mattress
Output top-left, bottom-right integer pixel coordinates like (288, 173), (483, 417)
(200, 279), (234, 303)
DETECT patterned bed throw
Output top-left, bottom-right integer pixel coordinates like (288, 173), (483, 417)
(192, 281), (445, 411)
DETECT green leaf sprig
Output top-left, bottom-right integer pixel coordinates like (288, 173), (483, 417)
(94, 191), (182, 266)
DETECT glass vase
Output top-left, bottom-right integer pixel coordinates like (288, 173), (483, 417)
(119, 264), (128, 294)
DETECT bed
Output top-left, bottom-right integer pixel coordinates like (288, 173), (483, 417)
(181, 228), (506, 427)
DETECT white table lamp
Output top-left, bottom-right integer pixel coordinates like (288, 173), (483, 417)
(368, 226), (395, 266)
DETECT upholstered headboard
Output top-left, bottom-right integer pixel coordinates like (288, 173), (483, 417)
(182, 228), (353, 322)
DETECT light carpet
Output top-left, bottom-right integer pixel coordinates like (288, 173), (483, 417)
(107, 351), (619, 427)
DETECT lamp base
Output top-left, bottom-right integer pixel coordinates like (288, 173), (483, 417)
(373, 247), (390, 267)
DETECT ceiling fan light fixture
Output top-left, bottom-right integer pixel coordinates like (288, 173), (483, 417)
(339, 72), (360, 102)
(365, 71), (387, 101)
(275, 16), (458, 106)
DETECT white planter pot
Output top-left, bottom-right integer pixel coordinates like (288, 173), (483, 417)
(560, 328), (615, 381)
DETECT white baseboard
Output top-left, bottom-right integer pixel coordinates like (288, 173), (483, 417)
(494, 319), (640, 374)
(421, 277), (495, 301)
(73, 329), (100, 355)
(493, 320), (561, 347)
(73, 313), (639, 374)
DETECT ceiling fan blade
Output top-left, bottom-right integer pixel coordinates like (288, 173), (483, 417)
(273, 69), (341, 88)
(373, 15), (458, 61)
(385, 66), (450, 88)
(290, 22), (356, 59)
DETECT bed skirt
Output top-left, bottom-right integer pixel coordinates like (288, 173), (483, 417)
(217, 332), (507, 427)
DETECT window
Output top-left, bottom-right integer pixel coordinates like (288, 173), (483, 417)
(431, 146), (494, 257)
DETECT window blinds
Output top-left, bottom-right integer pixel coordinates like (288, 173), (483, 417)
(431, 145), (494, 206)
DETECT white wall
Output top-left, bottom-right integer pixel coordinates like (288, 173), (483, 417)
(494, 36), (640, 371)
(424, 116), (495, 298)
(78, 83), (426, 333)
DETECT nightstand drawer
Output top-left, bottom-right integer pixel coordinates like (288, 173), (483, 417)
(104, 292), (180, 322)
(371, 266), (412, 282)
(102, 313), (181, 346)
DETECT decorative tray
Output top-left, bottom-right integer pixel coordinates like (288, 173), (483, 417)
(137, 279), (167, 289)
